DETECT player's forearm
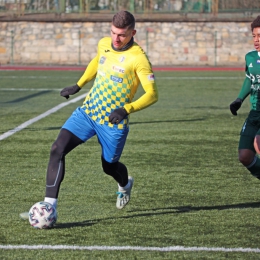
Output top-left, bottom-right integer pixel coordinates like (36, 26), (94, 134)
(124, 87), (158, 113)
(238, 76), (251, 101)
(77, 56), (98, 87)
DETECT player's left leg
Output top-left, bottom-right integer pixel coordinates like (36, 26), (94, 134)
(101, 157), (129, 187)
(101, 157), (134, 209)
(95, 122), (133, 209)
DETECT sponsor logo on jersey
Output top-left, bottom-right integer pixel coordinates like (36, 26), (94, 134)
(119, 56), (125, 63)
(99, 56), (106, 64)
(250, 73), (255, 81)
(98, 70), (106, 77)
(110, 75), (123, 83)
(148, 74), (155, 81)
(251, 85), (260, 90)
(257, 60), (260, 64)
(256, 75), (260, 83)
(112, 65), (125, 73)
(250, 74), (260, 83)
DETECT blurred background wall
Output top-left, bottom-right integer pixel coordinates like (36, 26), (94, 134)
(0, 20), (252, 66)
(0, 0), (258, 66)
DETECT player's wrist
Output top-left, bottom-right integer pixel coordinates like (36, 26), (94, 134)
(122, 107), (129, 115)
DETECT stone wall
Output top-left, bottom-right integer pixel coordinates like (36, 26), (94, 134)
(0, 21), (253, 66)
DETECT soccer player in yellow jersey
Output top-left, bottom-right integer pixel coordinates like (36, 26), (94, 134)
(20, 10), (158, 220)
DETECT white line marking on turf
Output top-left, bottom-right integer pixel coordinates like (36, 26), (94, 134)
(0, 245), (260, 252)
(1, 88), (61, 91)
(0, 76), (76, 79)
(0, 93), (86, 141)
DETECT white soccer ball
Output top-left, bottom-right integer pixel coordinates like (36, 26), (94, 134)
(29, 201), (57, 229)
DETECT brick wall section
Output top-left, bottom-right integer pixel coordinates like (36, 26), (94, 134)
(0, 21), (253, 66)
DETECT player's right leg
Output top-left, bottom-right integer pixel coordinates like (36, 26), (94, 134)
(20, 107), (95, 220)
(238, 111), (260, 179)
(20, 128), (83, 220)
(45, 128), (84, 201)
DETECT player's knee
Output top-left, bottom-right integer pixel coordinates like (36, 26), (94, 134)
(101, 157), (118, 175)
(238, 149), (255, 166)
(50, 141), (64, 158)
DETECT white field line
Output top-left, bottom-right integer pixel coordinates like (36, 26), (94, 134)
(0, 76), (76, 79)
(0, 93), (86, 141)
(1, 88), (61, 91)
(0, 245), (260, 253)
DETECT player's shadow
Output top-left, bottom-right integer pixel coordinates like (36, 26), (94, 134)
(4, 118), (206, 133)
(54, 201), (260, 229)
(129, 117), (206, 125)
(129, 201), (260, 213)
(25, 127), (61, 131)
(6, 90), (52, 103)
(2, 118), (206, 134)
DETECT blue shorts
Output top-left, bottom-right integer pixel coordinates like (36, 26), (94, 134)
(62, 107), (129, 163)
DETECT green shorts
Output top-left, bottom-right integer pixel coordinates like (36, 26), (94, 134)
(239, 110), (260, 151)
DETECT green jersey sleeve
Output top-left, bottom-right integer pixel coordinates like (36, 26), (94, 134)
(238, 75), (251, 101)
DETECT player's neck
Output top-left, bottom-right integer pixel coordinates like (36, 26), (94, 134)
(112, 37), (134, 52)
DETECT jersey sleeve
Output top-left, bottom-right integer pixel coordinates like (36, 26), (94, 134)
(124, 54), (158, 114)
(77, 56), (99, 87)
(237, 63), (251, 101)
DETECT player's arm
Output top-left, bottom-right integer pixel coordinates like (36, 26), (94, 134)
(77, 56), (98, 87)
(237, 74), (251, 101)
(125, 56), (158, 114)
(124, 81), (158, 114)
(60, 55), (99, 99)
(230, 66), (251, 115)
(109, 54), (158, 124)
(109, 80), (158, 124)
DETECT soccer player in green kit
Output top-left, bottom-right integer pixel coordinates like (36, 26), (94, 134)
(20, 10), (158, 220)
(230, 15), (260, 180)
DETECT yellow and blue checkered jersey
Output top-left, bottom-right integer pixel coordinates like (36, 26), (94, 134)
(77, 37), (158, 129)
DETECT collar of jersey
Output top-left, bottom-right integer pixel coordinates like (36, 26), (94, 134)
(111, 37), (134, 52)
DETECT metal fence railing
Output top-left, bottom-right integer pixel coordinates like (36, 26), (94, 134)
(0, 0), (259, 17)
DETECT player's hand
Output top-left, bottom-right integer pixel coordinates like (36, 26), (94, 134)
(109, 107), (128, 124)
(230, 98), (243, 116)
(60, 84), (81, 99)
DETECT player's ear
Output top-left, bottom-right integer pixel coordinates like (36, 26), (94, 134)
(132, 30), (136, 37)
(254, 135), (260, 154)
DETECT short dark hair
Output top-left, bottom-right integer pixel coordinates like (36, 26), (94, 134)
(251, 15), (260, 31)
(112, 11), (135, 30)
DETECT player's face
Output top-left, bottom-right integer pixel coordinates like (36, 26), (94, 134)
(252, 27), (260, 51)
(111, 25), (136, 50)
